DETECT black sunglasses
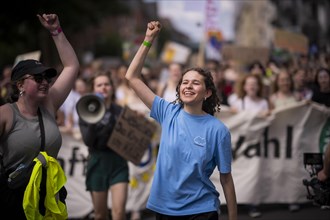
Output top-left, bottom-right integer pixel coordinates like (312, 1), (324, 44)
(22, 74), (53, 84)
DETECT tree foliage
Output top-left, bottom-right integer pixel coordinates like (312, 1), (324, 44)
(0, 0), (129, 68)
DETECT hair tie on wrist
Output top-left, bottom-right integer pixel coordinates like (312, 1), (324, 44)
(50, 27), (62, 36)
(143, 40), (152, 48)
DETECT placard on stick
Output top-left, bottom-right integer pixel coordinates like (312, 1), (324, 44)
(160, 41), (192, 65)
(222, 45), (270, 67)
(273, 28), (309, 55)
(13, 50), (41, 66)
(107, 107), (157, 165)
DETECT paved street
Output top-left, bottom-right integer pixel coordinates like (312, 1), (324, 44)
(218, 203), (329, 220)
(138, 202), (329, 220)
(69, 202), (329, 220)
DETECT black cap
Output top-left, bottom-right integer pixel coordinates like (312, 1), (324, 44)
(11, 59), (57, 81)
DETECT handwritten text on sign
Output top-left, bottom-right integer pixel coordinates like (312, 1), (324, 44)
(107, 107), (157, 165)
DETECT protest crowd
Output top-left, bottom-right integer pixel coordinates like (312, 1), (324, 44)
(1, 41), (329, 220)
(0, 1), (330, 220)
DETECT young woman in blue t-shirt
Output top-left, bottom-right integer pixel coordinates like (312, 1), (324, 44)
(125, 21), (237, 220)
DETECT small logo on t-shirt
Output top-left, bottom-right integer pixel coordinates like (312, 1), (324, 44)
(194, 136), (206, 147)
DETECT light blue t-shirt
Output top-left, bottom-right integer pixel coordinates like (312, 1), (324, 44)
(147, 96), (232, 215)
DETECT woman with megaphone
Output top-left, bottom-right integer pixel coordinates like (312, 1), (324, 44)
(78, 71), (128, 220)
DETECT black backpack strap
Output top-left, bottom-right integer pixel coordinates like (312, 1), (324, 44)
(0, 154), (5, 179)
(37, 108), (45, 151)
(37, 108), (47, 215)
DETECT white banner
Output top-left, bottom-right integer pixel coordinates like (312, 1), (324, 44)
(58, 131), (158, 218)
(214, 102), (330, 204)
(58, 102), (330, 218)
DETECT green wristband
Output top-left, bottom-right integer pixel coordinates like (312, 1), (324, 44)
(143, 40), (152, 48)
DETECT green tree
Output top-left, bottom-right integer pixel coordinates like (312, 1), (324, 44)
(0, 0), (129, 69)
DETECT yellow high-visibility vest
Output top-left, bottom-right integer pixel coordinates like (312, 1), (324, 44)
(23, 151), (67, 220)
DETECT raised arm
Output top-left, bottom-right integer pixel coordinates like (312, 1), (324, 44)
(37, 14), (80, 114)
(125, 21), (161, 109)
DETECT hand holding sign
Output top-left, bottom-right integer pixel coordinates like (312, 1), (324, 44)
(107, 107), (157, 165)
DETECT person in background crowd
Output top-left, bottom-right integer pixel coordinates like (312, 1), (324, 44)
(319, 52), (330, 70)
(115, 63), (129, 105)
(269, 68), (299, 111)
(311, 68), (330, 107)
(205, 59), (229, 106)
(0, 13), (79, 219)
(318, 142), (330, 182)
(116, 63), (150, 115)
(269, 68), (302, 212)
(222, 59), (240, 100)
(249, 61), (266, 78)
(248, 60), (272, 99)
(79, 71), (129, 220)
(265, 59), (280, 80)
(0, 65), (13, 104)
(156, 62), (183, 102)
(125, 21), (237, 220)
(292, 68), (313, 101)
(228, 74), (269, 218)
(115, 63), (153, 220)
(317, 141), (330, 210)
(229, 74), (269, 116)
(58, 76), (88, 139)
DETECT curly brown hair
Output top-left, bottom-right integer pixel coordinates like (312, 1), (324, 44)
(174, 67), (221, 115)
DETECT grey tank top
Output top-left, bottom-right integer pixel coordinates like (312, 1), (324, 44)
(0, 103), (62, 173)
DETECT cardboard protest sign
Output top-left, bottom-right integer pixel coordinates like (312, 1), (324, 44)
(107, 107), (157, 165)
(160, 41), (192, 65)
(273, 28), (308, 54)
(13, 50), (41, 66)
(222, 45), (270, 67)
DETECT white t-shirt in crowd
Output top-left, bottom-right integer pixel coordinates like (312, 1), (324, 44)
(230, 96), (269, 113)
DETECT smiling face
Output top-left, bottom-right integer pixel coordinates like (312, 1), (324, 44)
(179, 70), (211, 109)
(277, 70), (293, 93)
(244, 76), (260, 98)
(18, 73), (52, 100)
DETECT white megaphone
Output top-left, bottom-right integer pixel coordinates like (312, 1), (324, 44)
(76, 93), (106, 124)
